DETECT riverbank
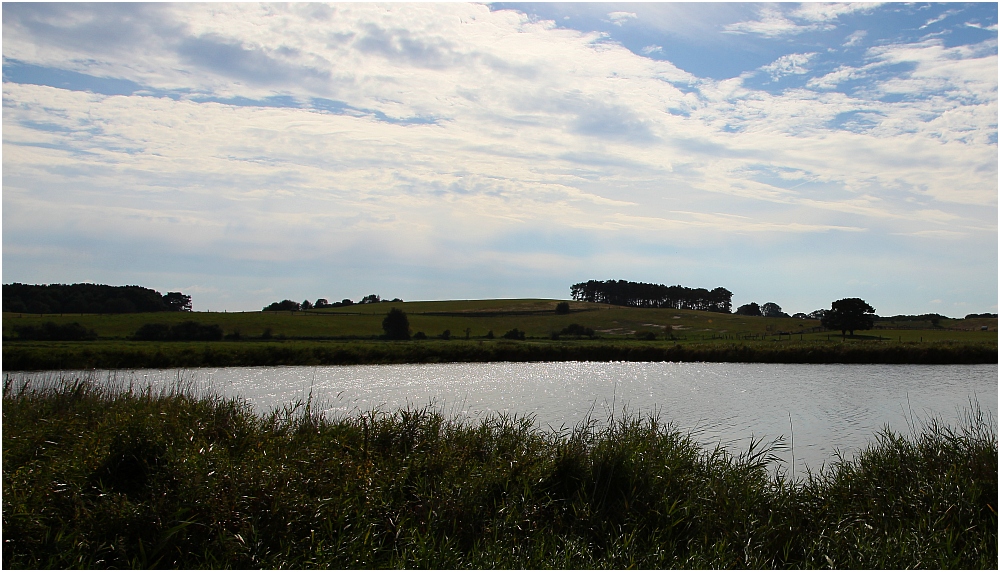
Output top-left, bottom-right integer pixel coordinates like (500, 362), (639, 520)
(4, 379), (995, 568)
(3, 338), (997, 370)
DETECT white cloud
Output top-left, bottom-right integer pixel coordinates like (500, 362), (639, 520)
(760, 52), (818, 80)
(792, 3), (882, 23)
(724, 3), (883, 38)
(919, 10), (958, 30)
(2, 2), (996, 311)
(607, 11), (637, 26)
(843, 30), (867, 47)
(723, 7), (833, 37)
(640, 45), (663, 56)
(965, 22), (999, 32)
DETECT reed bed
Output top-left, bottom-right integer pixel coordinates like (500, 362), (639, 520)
(3, 377), (996, 569)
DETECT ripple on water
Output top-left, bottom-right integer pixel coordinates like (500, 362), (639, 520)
(7, 362), (995, 477)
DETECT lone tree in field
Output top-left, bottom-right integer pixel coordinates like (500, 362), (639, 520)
(821, 298), (876, 338)
(382, 308), (411, 340)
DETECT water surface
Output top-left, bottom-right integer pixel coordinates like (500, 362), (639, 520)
(9, 362), (995, 476)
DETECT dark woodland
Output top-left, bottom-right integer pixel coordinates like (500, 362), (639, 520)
(571, 279), (732, 312)
(3, 283), (191, 314)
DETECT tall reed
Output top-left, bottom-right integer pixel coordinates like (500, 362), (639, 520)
(3, 377), (996, 568)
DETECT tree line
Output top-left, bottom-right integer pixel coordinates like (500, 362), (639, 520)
(3, 283), (191, 314)
(570, 280), (732, 313)
(263, 294), (402, 312)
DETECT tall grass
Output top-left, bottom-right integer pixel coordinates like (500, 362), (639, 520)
(3, 378), (996, 568)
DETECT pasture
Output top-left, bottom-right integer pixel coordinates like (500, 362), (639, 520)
(4, 298), (996, 343)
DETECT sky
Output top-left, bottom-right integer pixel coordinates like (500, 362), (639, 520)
(2, 2), (997, 316)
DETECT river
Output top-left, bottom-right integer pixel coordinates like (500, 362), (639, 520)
(7, 362), (996, 476)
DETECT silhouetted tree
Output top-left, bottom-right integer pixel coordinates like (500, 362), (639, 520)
(761, 302), (788, 318)
(163, 292), (193, 312)
(263, 300), (300, 312)
(301, 300), (313, 310)
(821, 298), (876, 337)
(570, 280), (732, 312)
(735, 303), (762, 317)
(555, 301), (570, 314)
(382, 308), (410, 340)
(314, 298), (330, 309)
(439, 329), (451, 340)
(360, 294), (381, 304)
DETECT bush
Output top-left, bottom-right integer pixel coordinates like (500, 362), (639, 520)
(132, 323), (171, 341)
(413, 331), (427, 340)
(13, 322), (98, 341)
(382, 308), (410, 340)
(555, 302), (570, 314)
(559, 324), (595, 338)
(635, 331), (658, 341)
(502, 328), (526, 340)
(439, 329), (451, 340)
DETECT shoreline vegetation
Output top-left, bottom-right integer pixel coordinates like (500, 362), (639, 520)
(4, 378), (996, 568)
(3, 338), (997, 371)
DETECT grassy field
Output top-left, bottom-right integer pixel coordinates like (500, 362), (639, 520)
(4, 300), (996, 369)
(3, 379), (996, 568)
(4, 298), (997, 341)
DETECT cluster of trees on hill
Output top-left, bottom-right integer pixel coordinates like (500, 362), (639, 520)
(3, 283), (191, 314)
(735, 302), (791, 318)
(263, 294), (402, 312)
(570, 280), (732, 313)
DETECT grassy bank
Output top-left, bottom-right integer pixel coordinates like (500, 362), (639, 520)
(4, 338), (997, 370)
(3, 379), (996, 568)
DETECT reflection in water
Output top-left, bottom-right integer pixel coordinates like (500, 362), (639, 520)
(8, 362), (996, 476)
